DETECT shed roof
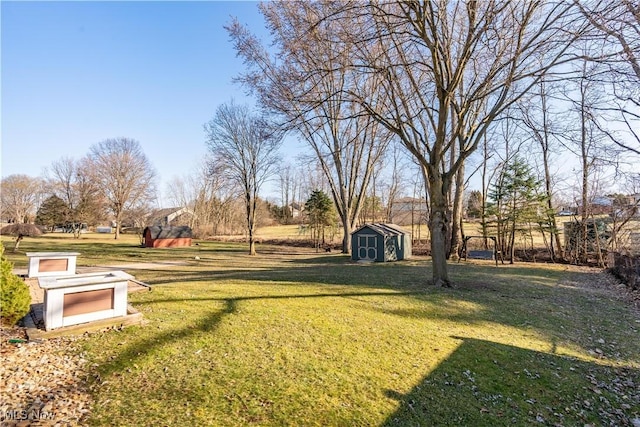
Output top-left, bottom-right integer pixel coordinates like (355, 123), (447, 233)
(351, 223), (409, 237)
(144, 226), (193, 239)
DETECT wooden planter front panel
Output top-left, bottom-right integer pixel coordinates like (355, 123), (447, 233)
(27, 252), (80, 277)
(63, 288), (114, 317)
(39, 258), (69, 273)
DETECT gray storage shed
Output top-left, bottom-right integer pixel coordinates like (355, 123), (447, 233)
(351, 223), (411, 262)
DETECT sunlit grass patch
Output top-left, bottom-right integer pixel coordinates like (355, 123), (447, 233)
(4, 235), (637, 425)
(85, 253), (638, 425)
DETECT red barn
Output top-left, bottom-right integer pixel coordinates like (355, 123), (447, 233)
(142, 226), (192, 248)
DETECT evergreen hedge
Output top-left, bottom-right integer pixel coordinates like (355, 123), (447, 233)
(0, 246), (31, 326)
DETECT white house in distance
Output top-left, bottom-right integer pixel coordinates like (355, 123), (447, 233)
(147, 207), (196, 227)
(287, 202), (304, 218)
(389, 197), (428, 226)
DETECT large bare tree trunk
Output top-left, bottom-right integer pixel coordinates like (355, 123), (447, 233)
(450, 161), (465, 260)
(429, 200), (451, 287)
(341, 215), (352, 254)
(428, 169), (452, 287)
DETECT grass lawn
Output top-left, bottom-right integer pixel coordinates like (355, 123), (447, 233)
(3, 234), (639, 426)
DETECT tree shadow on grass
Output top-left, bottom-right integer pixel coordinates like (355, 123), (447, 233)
(85, 258), (640, 425)
(97, 289), (429, 378)
(382, 336), (640, 426)
(128, 260), (637, 364)
(135, 258), (430, 288)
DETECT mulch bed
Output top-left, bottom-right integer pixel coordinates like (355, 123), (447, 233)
(0, 326), (92, 426)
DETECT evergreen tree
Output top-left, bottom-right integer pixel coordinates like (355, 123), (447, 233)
(35, 195), (69, 231)
(0, 246), (31, 326)
(304, 190), (335, 249)
(488, 157), (547, 263)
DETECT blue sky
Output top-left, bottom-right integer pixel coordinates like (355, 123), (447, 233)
(1, 1), (293, 204)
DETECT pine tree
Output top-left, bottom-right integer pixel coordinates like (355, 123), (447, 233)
(304, 190), (335, 249)
(35, 195), (69, 231)
(488, 157), (547, 263)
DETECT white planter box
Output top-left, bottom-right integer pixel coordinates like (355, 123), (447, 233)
(26, 252), (81, 278)
(39, 271), (133, 330)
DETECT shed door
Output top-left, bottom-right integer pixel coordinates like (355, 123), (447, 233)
(358, 234), (377, 260)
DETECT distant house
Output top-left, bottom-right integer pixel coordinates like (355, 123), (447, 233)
(288, 202), (304, 218)
(351, 223), (411, 262)
(147, 207), (196, 227)
(389, 197), (428, 226)
(142, 226), (193, 248)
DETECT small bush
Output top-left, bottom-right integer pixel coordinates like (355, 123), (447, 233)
(0, 246), (31, 326)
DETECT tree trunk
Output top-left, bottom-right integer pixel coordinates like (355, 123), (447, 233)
(580, 94), (589, 264)
(247, 187), (257, 256)
(450, 161), (465, 260)
(114, 214), (121, 240)
(428, 171), (451, 287)
(341, 215), (351, 254)
(249, 235), (256, 255)
(13, 235), (24, 253)
(430, 204), (451, 287)
(539, 87), (563, 261)
(481, 136), (489, 250)
(509, 198), (517, 264)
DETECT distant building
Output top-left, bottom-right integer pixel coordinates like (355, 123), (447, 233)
(288, 203), (304, 218)
(351, 223), (412, 262)
(147, 207), (196, 227)
(389, 197), (428, 226)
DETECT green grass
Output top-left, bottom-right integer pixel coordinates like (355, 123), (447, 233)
(2, 234), (639, 426)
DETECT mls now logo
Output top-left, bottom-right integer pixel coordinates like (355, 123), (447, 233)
(3, 409), (56, 421)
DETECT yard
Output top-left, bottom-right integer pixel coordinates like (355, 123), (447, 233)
(2, 233), (640, 426)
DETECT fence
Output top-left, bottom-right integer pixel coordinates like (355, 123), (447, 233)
(608, 252), (640, 290)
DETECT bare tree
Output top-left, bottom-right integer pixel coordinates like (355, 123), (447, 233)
(515, 79), (566, 261)
(204, 101), (282, 255)
(46, 156), (105, 237)
(87, 137), (157, 239)
(277, 163), (295, 223)
(314, 1), (584, 286)
(165, 160), (238, 237)
(577, 0), (640, 154)
(561, 59), (620, 265)
(1, 174), (43, 224)
(228, 7), (391, 253)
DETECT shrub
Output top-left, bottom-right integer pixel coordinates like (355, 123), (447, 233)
(0, 246), (31, 326)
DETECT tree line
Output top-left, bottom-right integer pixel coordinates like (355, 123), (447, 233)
(2, 1), (638, 287)
(1, 138), (156, 239)
(227, 0), (639, 286)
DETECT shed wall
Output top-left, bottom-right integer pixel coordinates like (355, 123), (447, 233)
(151, 238), (192, 248)
(351, 224), (410, 262)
